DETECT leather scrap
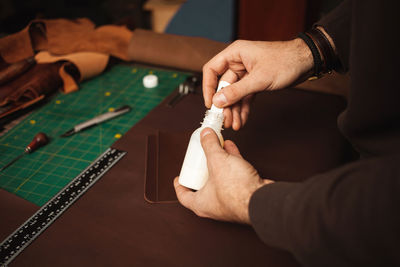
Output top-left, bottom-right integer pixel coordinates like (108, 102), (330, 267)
(0, 24), (35, 63)
(0, 62), (59, 106)
(58, 63), (79, 94)
(0, 18), (130, 122)
(0, 57), (36, 86)
(0, 18), (130, 95)
(0, 18), (132, 64)
(35, 51), (109, 82)
(0, 62), (79, 119)
(128, 29), (228, 72)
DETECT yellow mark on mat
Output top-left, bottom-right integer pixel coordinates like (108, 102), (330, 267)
(30, 120), (36, 125)
(172, 73), (178, 78)
(105, 92), (111, 96)
(108, 107), (115, 112)
(132, 68), (137, 73)
(114, 133), (122, 139)
(55, 100), (61, 104)
(149, 70), (153, 74)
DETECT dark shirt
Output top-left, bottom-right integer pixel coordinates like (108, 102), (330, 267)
(249, 0), (400, 266)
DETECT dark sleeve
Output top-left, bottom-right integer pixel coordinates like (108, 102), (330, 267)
(315, 0), (351, 72)
(249, 155), (400, 267)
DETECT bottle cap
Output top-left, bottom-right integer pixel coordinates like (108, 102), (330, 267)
(143, 74), (158, 88)
(210, 80), (230, 113)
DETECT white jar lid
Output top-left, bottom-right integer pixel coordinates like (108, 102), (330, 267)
(143, 74), (158, 88)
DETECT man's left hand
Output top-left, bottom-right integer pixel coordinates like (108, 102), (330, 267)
(174, 127), (274, 224)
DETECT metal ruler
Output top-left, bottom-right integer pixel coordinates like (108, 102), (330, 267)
(0, 148), (126, 266)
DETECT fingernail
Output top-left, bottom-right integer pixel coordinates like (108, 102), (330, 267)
(213, 93), (227, 106)
(201, 128), (213, 138)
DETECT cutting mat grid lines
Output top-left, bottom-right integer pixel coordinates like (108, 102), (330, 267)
(0, 65), (189, 206)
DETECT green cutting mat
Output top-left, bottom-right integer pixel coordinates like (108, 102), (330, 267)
(0, 64), (189, 206)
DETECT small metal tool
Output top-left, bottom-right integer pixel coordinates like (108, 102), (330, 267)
(167, 83), (191, 107)
(0, 132), (49, 172)
(61, 105), (131, 137)
(167, 76), (199, 107)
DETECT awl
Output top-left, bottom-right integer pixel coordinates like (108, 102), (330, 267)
(1, 132), (49, 172)
(61, 105), (131, 137)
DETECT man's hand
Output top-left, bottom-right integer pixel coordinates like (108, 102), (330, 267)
(174, 128), (273, 224)
(203, 38), (313, 130)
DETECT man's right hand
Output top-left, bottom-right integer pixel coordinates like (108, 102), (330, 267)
(202, 38), (314, 130)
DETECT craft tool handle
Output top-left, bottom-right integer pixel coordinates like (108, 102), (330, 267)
(25, 132), (49, 153)
(74, 105), (131, 132)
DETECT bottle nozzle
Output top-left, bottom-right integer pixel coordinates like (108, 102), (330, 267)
(210, 81), (230, 114)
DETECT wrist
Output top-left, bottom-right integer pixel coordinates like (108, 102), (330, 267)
(292, 37), (314, 77)
(242, 179), (274, 224)
(298, 26), (340, 80)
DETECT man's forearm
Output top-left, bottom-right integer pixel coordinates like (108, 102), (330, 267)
(315, 0), (351, 72)
(249, 155), (400, 267)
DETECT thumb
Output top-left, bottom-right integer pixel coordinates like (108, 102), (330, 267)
(212, 71), (270, 107)
(200, 128), (225, 162)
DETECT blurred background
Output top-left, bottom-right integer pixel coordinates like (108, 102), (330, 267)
(0, 0), (342, 42)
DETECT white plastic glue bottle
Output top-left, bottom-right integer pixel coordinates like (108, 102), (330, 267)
(178, 80), (230, 190)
